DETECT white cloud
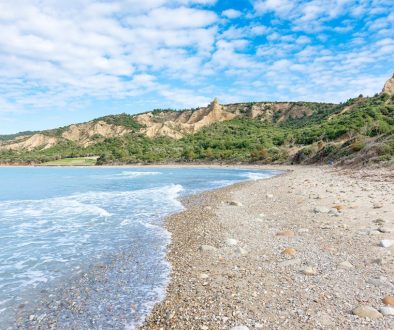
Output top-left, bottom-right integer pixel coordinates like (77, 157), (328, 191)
(222, 9), (242, 19)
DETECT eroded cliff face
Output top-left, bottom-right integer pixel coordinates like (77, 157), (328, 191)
(61, 121), (130, 147)
(0, 121), (131, 151)
(133, 98), (316, 139)
(134, 98), (237, 139)
(0, 98), (325, 150)
(382, 74), (394, 96)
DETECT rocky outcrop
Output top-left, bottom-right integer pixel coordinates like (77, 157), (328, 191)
(134, 98), (237, 139)
(133, 99), (317, 139)
(1, 134), (58, 151)
(61, 121), (130, 147)
(382, 73), (394, 96)
(0, 121), (130, 151)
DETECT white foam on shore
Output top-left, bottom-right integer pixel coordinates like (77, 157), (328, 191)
(241, 171), (275, 181)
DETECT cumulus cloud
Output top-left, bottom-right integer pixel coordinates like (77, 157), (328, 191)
(0, 0), (393, 133)
(222, 9), (242, 19)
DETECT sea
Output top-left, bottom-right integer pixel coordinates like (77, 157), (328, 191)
(0, 167), (280, 329)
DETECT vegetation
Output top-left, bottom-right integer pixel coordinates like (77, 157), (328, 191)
(0, 94), (393, 166)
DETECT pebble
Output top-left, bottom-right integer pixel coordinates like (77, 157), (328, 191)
(235, 246), (248, 256)
(378, 227), (393, 233)
(199, 245), (217, 252)
(313, 206), (330, 213)
(281, 247), (296, 255)
(380, 240), (394, 248)
(230, 326), (250, 330)
(199, 273), (209, 279)
(229, 201), (243, 206)
(225, 238), (238, 246)
(373, 203), (383, 209)
(302, 266), (318, 276)
(338, 260), (354, 269)
(266, 193), (273, 199)
(382, 296), (394, 305)
(352, 305), (383, 319)
(379, 306), (394, 316)
(332, 204), (345, 211)
(276, 230), (295, 237)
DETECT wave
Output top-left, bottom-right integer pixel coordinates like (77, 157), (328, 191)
(120, 171), (161, 178)
(241, 171), (274, 181)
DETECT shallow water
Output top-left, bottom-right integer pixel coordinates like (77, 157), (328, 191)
(0, 167), (279, 328)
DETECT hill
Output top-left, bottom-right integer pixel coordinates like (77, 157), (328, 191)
(0, 74), (393, 166)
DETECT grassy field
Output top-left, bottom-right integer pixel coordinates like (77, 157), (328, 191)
(41, 157), (98, 166)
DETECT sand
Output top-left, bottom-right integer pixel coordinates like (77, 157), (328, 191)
(141, 165), (394, 329)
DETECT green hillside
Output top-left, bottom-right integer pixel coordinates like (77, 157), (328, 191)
(0, 93), (393, 166)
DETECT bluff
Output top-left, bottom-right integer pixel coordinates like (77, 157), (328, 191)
(0, 73), (393, 166)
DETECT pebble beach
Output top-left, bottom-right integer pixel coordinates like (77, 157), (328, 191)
(141, 165), (394, 329)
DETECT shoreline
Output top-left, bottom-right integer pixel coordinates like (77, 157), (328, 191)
(141, 165), (393, 329)
(2, 167), (279, 329)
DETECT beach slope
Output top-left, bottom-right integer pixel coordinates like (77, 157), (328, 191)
(142, 166), (394, 329)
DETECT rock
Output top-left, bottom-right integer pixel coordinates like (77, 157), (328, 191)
(373, 203), (383, 209)
(279, 258), (301, 267)
(373, 218), (385, 225)
(199, 273), (209, 279)
(235, 246), (248, 256)
(230, 326), (250, 330)
(266, 193), (273, 199)
(199, 245), (217, 252)
(352, 305), (383, 319)
(302, 266), (318, 276)
(367, 276), (394, 289)
(382, 296), (394, 305)
(380, 240), (394, 248)
(328, 209), (340, 216)
(339, 260), (354, 269)
(382, 73), (394, 96)
(298, 228), (309, 233)
(332, 204), (345, 211)
(276, 230), (295, 237)
(371, 258), (384, 265)
(378, 227), (393, 233)
(281, 247), (296, 255)
(313, 206), (330, 213)
(379, 306), (394, 316)
(229, 201), (243, 207)
(225, 238), (238, 246)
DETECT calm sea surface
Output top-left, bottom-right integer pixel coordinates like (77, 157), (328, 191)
(0, 167), (279, 328)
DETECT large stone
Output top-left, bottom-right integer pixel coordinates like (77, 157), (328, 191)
(302, 266), (318, 276)
(225, 238), (238, 246)
(380, 306), (394, 316)
(352, 305), (383, 319)
(380, 240), (394, 248)
(313, 206), (330, 214)
(229, 201), (243, 207)
(282, 247), (296, 255)
(235, 246), (248, 256)
(276, 230), (295, 237)
(338, 260), (354, 269)
(383, 296), (394, 305)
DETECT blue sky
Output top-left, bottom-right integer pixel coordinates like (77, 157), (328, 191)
(0, 0), (393, 134)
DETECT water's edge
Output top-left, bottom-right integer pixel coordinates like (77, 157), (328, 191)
(3, 168), (284, 329)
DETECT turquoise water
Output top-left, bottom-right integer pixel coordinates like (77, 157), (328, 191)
(0, 167), (279, 328)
